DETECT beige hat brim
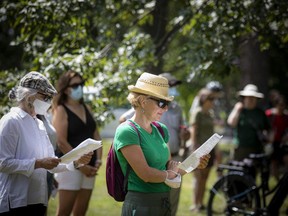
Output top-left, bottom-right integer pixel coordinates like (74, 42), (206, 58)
(128, 85), (174, 101)
(238, 91), (264, 98)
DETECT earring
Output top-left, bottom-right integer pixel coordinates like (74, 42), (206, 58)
(141, 108), (145, 113)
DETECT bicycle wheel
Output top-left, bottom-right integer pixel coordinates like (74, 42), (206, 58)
(207, 172), (261, 216)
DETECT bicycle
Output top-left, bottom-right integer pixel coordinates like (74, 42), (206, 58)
(207, 153), (288, 216)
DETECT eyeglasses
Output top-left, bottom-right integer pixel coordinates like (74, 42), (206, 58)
(38, 92), (52, 102)
(148, 97), (170, 109)
(68, 81), (85, 89)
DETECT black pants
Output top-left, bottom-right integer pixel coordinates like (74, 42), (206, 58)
(0, 204), (46, 216)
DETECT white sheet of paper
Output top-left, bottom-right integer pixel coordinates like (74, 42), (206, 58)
(60, 138), (102, 164)
(178, 133), (223, 173)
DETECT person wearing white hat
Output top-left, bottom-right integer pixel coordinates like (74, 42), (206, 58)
(0, 71), (92, 215)
(113, 72), (210, 216)
(227, 84), (271, 161)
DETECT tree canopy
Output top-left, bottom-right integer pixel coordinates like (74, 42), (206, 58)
(1, 0), (287, 122)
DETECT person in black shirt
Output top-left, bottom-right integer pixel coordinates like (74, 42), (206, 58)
(52, 70), (102, 216)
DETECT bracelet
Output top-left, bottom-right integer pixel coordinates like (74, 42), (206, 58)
(167, 170), (178, 179)
(163, 170), (168, 182)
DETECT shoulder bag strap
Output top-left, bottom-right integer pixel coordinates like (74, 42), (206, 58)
(123, 120), (141, 187)
(152, 121), (165, 139)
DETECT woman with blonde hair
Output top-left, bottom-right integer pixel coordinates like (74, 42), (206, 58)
(113, 72), (210, 216)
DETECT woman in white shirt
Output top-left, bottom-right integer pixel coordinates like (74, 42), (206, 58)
(0, 71), (91, 215)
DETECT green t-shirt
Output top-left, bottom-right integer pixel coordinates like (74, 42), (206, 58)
(235, 108), (270, 149)
(114, 120), (170, 193)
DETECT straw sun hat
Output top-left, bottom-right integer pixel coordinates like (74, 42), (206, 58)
(128, 72), (174, 101)
(238, 84), (264, 98)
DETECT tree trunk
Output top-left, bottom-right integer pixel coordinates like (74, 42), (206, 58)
(238, 35), (270, 106)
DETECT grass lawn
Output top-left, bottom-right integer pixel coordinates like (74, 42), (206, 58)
(47, 138), (287, 216)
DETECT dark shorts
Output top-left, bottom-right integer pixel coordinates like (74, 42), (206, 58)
(271, 142), (288, 163)
(122, 191), (171, 216)
(233, 146), (263, 161)
(0, 204), (46, 216)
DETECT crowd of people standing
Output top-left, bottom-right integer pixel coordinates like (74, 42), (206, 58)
(0, 69), (287, 216)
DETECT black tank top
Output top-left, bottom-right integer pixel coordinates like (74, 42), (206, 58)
(59, 104), (97, 166)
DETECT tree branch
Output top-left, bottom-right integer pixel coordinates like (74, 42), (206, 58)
(155, 0), (212, 57)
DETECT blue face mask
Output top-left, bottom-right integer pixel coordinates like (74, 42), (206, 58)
(168, 87), (179, 97)
(70, 86), (83, 101)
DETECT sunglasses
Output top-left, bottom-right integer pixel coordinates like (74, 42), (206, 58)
(68, 81), (85, 89)
(38, 92), (52, 102)
(148, 97), (170, 109)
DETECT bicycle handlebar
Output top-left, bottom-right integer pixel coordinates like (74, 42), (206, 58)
(248, 153), (268, 160)
(217, 164), (246, 172)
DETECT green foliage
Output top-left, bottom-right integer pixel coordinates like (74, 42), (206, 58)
(1, 0), (287, 120)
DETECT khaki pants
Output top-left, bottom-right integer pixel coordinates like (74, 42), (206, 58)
(122, 191), (171, 216)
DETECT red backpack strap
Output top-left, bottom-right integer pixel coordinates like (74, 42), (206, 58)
(152, 121), (165, 139)
(127, 120), (141, 142)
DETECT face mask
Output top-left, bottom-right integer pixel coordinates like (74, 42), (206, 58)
(168, 87), (179, 97)
(33, 99), (51, 115)
(70, 85), (83, 101)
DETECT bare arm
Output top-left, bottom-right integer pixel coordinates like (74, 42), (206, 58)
(86, 105), (103, 167)
(121, 145), (178, 183)
(93, 128), (103, 170)
(190, 124), (197, 148)
(227, 102), (243, 128)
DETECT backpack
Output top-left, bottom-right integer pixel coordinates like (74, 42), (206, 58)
(106, 120), (164, 202)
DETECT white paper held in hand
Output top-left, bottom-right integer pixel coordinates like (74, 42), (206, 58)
(178, 133), (223, 173)
(60, 138), (102, 164)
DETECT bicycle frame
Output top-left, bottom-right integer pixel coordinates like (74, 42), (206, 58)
(267, 171), (288, 215)
(207, 153), (288, 216)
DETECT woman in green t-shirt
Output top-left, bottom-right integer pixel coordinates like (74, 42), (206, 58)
(113, 72), (210, 216)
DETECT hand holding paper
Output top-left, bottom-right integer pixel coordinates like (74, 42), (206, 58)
(60, 138), (102, 164)
(77, 152), (94, 165)
(178, 133), (223, 173)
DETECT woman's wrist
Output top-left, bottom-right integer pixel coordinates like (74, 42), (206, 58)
(95, 159), (102, 167)
(73, 161), (81, 169)
(166, 170), (178, 179)
(163, 170), (168, 181)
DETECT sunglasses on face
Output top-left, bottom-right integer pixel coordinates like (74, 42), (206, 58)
(38, 92), (52, 102)
(68, 81), (85, 89)
(148, 97), (170, 109)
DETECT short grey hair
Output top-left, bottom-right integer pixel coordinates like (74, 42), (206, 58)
(8, 86), (38, 103)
